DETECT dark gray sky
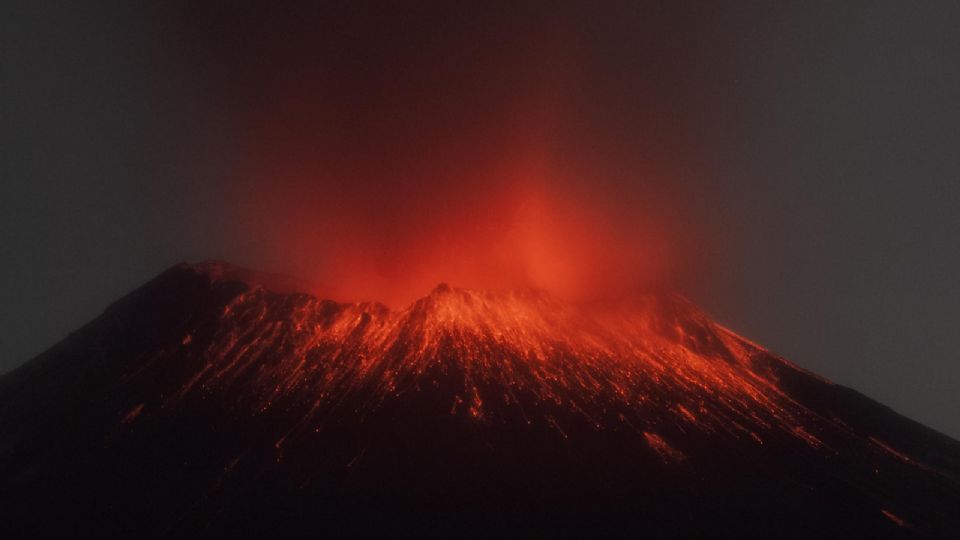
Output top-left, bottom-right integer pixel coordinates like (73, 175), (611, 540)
(2, 2), (959, 438)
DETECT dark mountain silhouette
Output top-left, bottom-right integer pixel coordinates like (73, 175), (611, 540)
(1, 261), (958, 538)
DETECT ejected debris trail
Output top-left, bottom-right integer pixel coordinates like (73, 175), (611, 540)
(1, 261), (958, 538)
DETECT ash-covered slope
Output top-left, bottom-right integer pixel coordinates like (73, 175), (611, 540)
(1, 262), (959, 538)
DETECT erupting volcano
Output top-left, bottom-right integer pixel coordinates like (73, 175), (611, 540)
(2, 261), (959, 538)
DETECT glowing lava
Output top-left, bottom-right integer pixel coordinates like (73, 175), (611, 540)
(3, 261), (959, 538)
(163, 262), (835, 453)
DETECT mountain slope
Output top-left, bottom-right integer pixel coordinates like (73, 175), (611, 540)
(1, 261), (958, 538)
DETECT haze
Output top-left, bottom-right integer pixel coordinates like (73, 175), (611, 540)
(2, 1), (959, 438)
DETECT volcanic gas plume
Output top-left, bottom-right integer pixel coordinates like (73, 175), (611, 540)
(161, 2), (709, 306)
(6, 5), (956, 538)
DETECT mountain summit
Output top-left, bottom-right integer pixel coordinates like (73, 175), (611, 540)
(1, 261), (958, 538)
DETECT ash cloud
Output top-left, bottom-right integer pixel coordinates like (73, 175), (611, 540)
(166, 2), (722, 305)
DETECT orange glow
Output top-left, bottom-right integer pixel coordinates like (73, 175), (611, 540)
(643, 432), (686, 463)
(218, 12), (695, 307)
(162, 266), (848, 455)
(229, 151), (682, 307)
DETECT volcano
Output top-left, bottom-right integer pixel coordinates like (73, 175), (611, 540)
(1, 261), (958, 538)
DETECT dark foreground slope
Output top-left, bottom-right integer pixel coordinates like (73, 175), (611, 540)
(1, 262), (959, 539)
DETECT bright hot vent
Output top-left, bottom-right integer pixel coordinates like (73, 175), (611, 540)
(173, 264), (821, 447)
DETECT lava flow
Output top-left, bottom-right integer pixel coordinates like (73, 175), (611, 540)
(1, 261), (959, 538)
(168, 263), (818, 453)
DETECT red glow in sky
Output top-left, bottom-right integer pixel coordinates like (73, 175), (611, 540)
(233, 153), (684, 305)
(210, 4), (700, 305)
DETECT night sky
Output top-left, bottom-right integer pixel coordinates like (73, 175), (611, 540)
(3, 2), (959, 437)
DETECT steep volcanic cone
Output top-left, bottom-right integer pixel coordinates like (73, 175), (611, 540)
(1, 262), (959, 538)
